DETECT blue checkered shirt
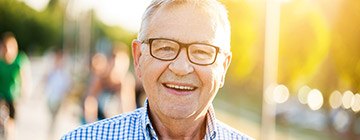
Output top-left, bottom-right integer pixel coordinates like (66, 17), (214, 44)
(62, 101), (253, 140)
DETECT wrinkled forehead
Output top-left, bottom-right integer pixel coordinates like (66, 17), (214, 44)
(147, 3), (228, 48)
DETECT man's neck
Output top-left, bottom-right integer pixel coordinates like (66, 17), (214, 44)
(148, 108), (208, 140)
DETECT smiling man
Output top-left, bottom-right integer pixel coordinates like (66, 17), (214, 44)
(63, 0), (253, 139)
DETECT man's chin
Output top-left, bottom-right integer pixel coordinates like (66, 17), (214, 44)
(161, 107), (197, 119)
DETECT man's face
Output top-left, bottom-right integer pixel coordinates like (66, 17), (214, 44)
(3, 38), (18, 63)
(135, 4), (231, 119)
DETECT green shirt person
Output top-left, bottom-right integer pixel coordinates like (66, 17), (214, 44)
(0, 32), (31, 120)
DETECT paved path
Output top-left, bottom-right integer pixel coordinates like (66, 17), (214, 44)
(16, 93), (81, 140)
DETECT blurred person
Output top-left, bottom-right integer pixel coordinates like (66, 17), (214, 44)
(0, 32), (31, 139)
(43, 48), (72, 137)
(83, 42), (136, 123)
(63, 0), (253, 139)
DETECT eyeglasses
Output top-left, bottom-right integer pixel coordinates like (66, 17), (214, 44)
(143, 38), (225, 66)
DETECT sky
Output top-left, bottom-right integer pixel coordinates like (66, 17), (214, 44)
(21, 0), (151, 32)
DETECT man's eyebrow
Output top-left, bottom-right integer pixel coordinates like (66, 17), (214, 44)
(153, 36), (213, 44)
(181, 39), (212, 44)
(195, 40), (212, 44)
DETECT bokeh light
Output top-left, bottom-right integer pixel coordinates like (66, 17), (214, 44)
(265, 84), (276, 104)
(351, 94), (360, 112)
(272, 84), (289, 104)
(342, 90), (354, 109)
(307, 89), (323, 110)
(329, 90), (342, 109)
(298, 85), (311, 104)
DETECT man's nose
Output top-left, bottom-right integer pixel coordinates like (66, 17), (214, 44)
(168, 49), (194, 76)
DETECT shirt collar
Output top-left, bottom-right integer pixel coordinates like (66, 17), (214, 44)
(205, 105), (217, 139)
(141, 99), (157, 140)
(141, 99), (217, 140)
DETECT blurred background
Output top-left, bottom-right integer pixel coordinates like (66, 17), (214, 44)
(0, 0), (359, 139)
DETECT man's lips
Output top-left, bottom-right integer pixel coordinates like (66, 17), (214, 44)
(162, 83), (198, 92)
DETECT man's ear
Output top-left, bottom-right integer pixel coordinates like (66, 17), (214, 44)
(220, 53), (232, 88)
(132, 39), (142, 79)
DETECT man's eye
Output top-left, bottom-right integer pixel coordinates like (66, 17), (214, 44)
(192, 49), (211, 55)
(160, 46), (175, 51)
(191, 50), (213, 61)
(153, 45), (177, 56)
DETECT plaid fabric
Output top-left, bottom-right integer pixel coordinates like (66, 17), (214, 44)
(62, 101), (253, 140)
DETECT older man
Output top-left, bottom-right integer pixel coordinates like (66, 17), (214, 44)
(63, 0), (253, 139)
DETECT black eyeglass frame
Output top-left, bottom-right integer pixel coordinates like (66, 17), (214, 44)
(143, 38), (227, 66)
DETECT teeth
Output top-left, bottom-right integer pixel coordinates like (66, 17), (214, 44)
(165, 84), (195, 90)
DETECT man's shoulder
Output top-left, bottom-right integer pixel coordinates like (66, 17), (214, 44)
(215, 120), (254, 140)
(16, 51), (29, 65)
(62, 107), (146, 140)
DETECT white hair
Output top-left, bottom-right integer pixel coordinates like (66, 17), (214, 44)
(138, 0), (231, 49)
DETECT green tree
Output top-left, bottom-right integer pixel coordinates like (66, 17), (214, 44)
(0, 0), (62, 54)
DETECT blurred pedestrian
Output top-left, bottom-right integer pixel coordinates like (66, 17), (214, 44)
(83, 42), (136, 123)
(43, 48), (71, 137)
(0, 32), (32, 139)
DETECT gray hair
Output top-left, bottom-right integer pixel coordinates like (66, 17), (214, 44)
(138, 0), (231, 49)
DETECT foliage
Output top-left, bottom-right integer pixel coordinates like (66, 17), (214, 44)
(0, 0), (134, 55)
(0, 0), (62, 54)
(93, 20), (136, 48)
(278, 0), (331, 92)
(220, 0), (360, 98)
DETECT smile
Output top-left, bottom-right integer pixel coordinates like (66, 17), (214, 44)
(163, 83), (197, 91)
